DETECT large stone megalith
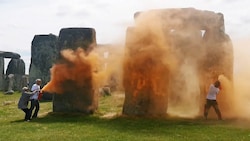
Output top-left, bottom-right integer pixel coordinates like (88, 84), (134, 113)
(52, 28), (98, 114)
(0, 57), (4, 90)
(122, 8), (234, 118)
(0, 51), (27, 92)
(123, 25), (170, 116)
(202, 26), (234, 117)
(29, 34), (58, 87)
(5, 58), (26, 92)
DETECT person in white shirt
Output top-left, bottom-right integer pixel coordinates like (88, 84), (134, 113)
(204, 80), (222, 120)
(29, 79), (42, 119)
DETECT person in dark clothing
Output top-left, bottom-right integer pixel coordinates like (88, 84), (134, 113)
(18, 87), (36, 121)
(29, 79), (42, 119)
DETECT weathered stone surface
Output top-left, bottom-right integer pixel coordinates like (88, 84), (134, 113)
(52, 27), (98, 114)
(0, 57), (4, 90)
(4, 58), (26, 91)
(0, 51), (21, 59)
(29, 34), (58, 95)
(123, 27), (170, 116)
(201, 28), (234, 117)
(6, 58), (25, 75)
(57, 28), (96, 55)
(5, 74), (14, 94)
(0, 51), (26, 92)
(134, 8), (225, 32)
(123, 8), (233, 118)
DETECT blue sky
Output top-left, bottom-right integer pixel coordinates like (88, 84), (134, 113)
(0, 0), (250, 74)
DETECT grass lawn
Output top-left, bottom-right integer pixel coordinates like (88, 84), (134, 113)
(1, 91), (250, 141)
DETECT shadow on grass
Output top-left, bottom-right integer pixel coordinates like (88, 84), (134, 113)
(13, 112), (230, 131)
(11, 119), (28, 123)
(10, 111), (250, 141)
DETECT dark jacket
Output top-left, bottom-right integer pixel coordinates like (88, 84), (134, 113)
(18, 91), (35, 109)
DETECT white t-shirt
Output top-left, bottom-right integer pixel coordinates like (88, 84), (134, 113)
(30, 84), (40, 100)
(206, 84), (220, 100)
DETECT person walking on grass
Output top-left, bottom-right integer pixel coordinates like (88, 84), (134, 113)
(204, 80), (222, 120)
(29, 78), (42, 119)
(18, 87), (36, 121)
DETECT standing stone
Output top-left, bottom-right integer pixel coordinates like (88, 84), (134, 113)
(57, 28), (96, 54)
(0, 51), (23, 92)
(0, 57), (4, 90)
(6, 58), (25, 75)
(5, 58), (25, 92)
(53, 27), (97, 114)
(5, 74), (14, 94)
(123, 8), (234, 118)
(202, 26), (234, 117)
(29, 34), (58, 89)
(123, 27), (170, 116)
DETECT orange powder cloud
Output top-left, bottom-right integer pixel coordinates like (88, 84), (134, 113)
(42, 47), (103, 94)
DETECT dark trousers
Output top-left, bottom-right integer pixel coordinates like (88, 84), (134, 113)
(29, 99), (40, 118)
(204, 99), (222, 120)
(21, 108), (30, 120)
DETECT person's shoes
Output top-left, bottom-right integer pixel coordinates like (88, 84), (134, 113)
(25, 119), (30, 122)
(32, 116), (37, 119)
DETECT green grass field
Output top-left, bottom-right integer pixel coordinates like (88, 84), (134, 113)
(1, 91), (250, 141)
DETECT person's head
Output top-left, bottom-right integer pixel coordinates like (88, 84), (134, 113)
(36, 79), (42, 85)
(22, 87), (29, 92)
(214, 80), (221, 88)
